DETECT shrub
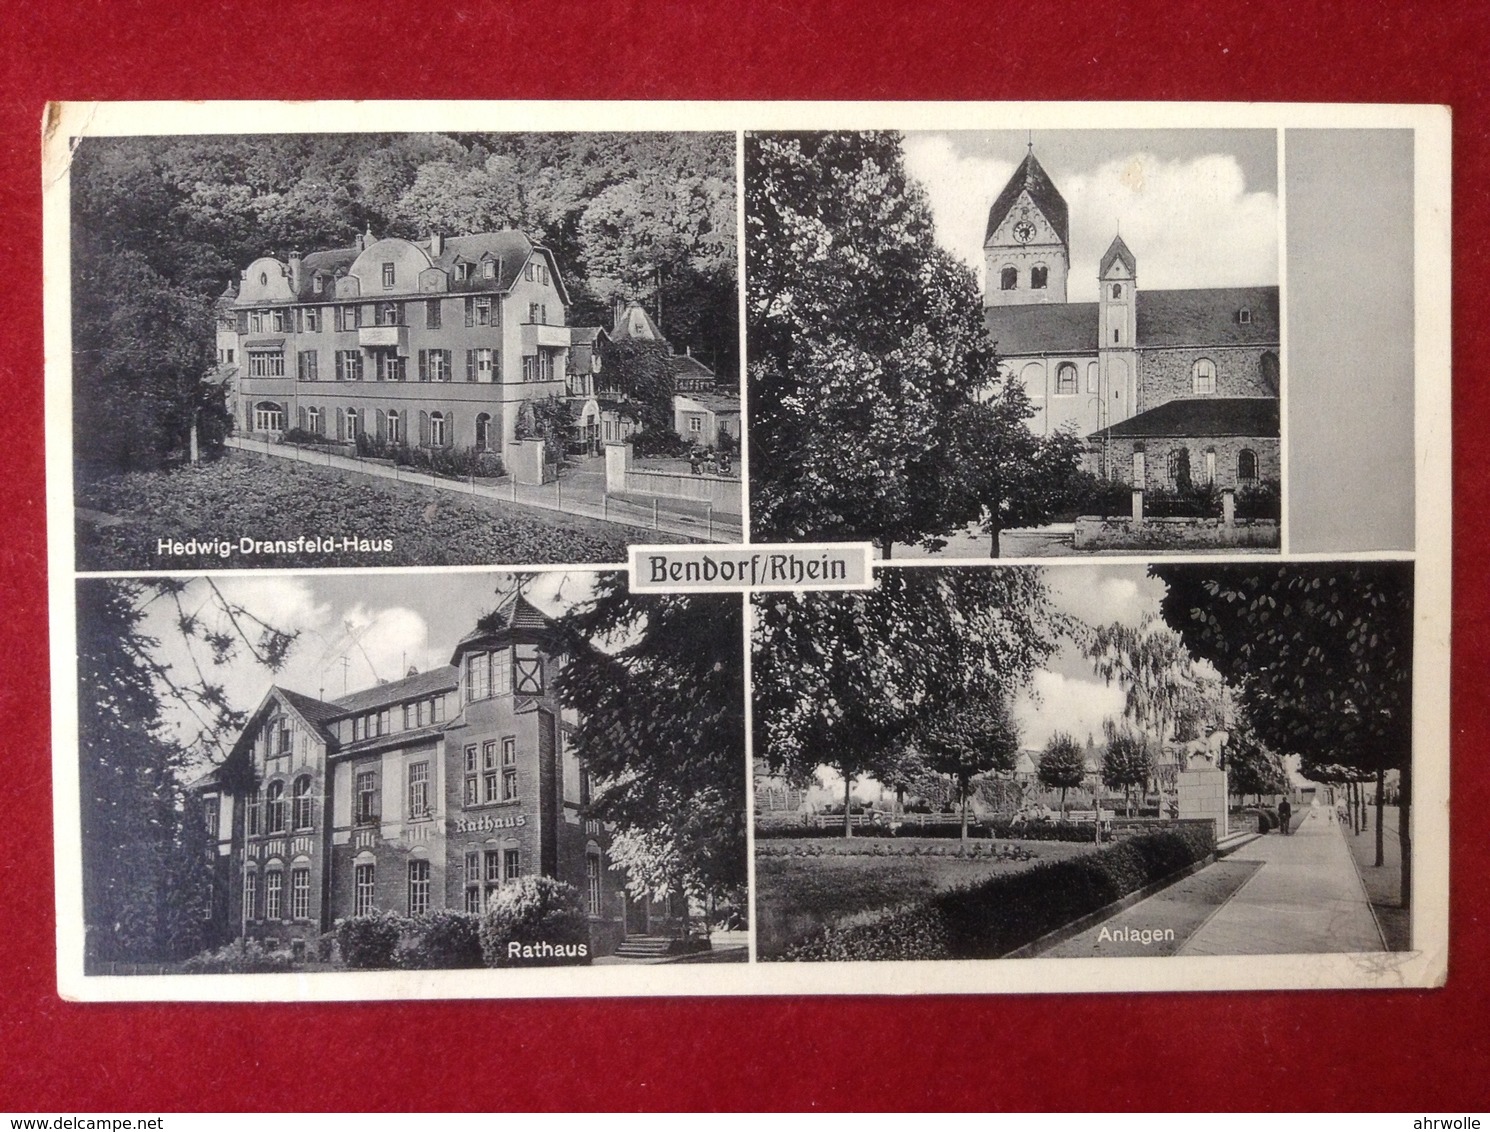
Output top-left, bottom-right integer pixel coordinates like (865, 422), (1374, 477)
(782, 825), (1215, 962)
(315, 930), (338, 963)
(479, 877), (591, 967)
(396, 910), (485, 969)
(631, 427), (692, 458)
(279, 426), (330, 446)
(1144, 482), (1222, 519)
(1236, 478), (1281, 521)
(181, 939), (298, 974)
(336, 911), (406, 969)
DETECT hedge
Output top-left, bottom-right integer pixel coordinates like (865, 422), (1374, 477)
(755, 820), (1106, 843)
(335, 911), (405, 969)
(783, 824), (1215, 962)
(396, 910), (485, 969)
(181, 939), (298, 974)
(479, 877), (591, 967)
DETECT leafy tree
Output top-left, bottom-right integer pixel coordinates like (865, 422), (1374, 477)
(916, 697), (1020, 839)
(746, 131), (999, 552)
(949, 385), (1087, 557)
(599, 338), (677, 435)
(1153, 562), (1414, 909)
(1038, 732), (1087, 818)
(753, 567), (1061, 836)
(1102, 728), (1153, 817)
(1223, 715), (1288, 803)
(556, 578), (745, 916)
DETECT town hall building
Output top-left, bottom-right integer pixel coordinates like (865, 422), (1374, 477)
(983, 149), (1280, 492)
(191, 593), (655, 959)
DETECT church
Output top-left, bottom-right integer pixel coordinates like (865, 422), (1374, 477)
(983, 149), (1280, 493)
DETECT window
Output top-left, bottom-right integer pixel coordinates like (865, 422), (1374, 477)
(476, 413), (492, 452)
(407, 859), (430, 916)
(522, 356), (537, 382)
(249, 352), (287, 379)
(355, 770), (378, 825)
(467, 652), (491, 701)
(1238, 307), (1252, 325)
(291, 867), (310, 919)
(276, 716), (292, 756)
(203, 796), (220, 839)
(1238, 449), (1258, 482)
(456, 261), (472, 282)
(265, 871), (283, 920)
(425, 299), (441, 329)
(429, 412), (447, 447)
(305, 307), (320, 333)
(266, 781), (286, 833)
(1169, 447), (1191, 486)
(346, 408), (361, 439)
(1056, 363), (1077, 395)
(504, 849), (520, 883)
(485, 849), (503, 889)
(1111, 284), (1123, 299)
(492, 650), (512, 696)
(313, 275), (324, 295)
(1086, 361), (1100, 394)
(482, 259), (497, 280)
(1204, 448), (1217, 485)
(376, 302), (399, 327)
(1113, 328), (1121, 345)
(475, 298), (494, 326)
(243, 871), (258, 921)
(580, 766), (593, 807)
(464, 852), (482, 912)
(408, 761), (430, 819)
(419, 348), (451, 383)
(272, 309), (289, 333)
(431, 695), (446, 723)
(527, 302), (540, 324)
(475, 348), (494, 382)
(341, 305), (358, 331)
(297, 351), (318, 381)
(464, 745), (479, 806)
(525, 262), (536, 282)
(514, 646), (541, 694)
(538, 350), (555, 381)
(382, 263), (396, 289)
(1192, 357), (1217, 395)
(1031, 265), (1048, 289)
(501, 737), (518, 802)
(247, 789), (262, 836)
(292, 775), (313, 829)
(586, 854), (602, 916)
(376, 352), (405, 382)
(336, 350), (363, 382)
(305, 405), (322, 435)
(354, 863), (375, 916)
(483, 739), (500, 803)
(1000, 266), (1017, 291)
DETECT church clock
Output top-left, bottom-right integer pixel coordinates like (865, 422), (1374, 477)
(1012, 219), (1036, 243)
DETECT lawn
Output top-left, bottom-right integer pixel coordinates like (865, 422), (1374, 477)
(755, 836), (1097, 959)
(76, 453), (646, 570)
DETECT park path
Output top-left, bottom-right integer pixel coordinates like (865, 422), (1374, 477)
(225, 436), (742, 543)
(1179, 805), (1385, 956)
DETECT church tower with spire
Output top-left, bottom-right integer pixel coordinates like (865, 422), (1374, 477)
(983, 144), (1070, 307)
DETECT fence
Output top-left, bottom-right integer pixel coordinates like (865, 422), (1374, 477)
(227, 436), (742, 543)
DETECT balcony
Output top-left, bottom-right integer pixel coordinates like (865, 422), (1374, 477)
(358, 325), (409, 353)
(521, 323), (570, 350)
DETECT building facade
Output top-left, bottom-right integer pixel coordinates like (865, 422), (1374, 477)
(984, 150), (1281, 491)
(193, 595), (646, 958)
(226, 229), (574, 454)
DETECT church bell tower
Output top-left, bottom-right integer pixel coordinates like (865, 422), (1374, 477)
(984, 145), (1070, 308)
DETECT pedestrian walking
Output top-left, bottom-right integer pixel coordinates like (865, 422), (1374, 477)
(1278, 797), (1292, 835)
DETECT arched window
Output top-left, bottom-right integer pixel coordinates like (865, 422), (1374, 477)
(345, 407), (360, 438)
(1111, 283), (1122, 299)
(1131, 447), (1146, 487)
(1000, 266), (1018, 291)
(1238, 449), (1258, 482)
(292, 775), (314, 830)
(266, 781), (286, 834)
(1086, 361), (1100, 394)
(253, 402), (285, 433)
(430, 411), (447, 447)
(475, 413), (492, 452)
(1056, 362), (1077, 395)
(306, 406), (323, 435)
(1192, 358), (1217, 395)
(1031, 265), (1048, 289)
(1020, 362), (1045, 398)
(1203, 448), (1217, 485)
(386, 409), (402, 445)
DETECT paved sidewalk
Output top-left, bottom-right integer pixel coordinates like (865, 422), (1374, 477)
(1179, 806), (1385, 956)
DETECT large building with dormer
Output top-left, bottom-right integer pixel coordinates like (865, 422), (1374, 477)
(226, 229), (575, 455)
(984, 150), (1280, 491)
(190, 594), (652, 958)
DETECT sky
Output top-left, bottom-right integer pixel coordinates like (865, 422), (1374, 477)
(901, 129), (1279, 301)
(137, 570), (609, 766)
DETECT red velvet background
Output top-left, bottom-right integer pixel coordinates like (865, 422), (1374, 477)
(1, 0), (1486, 1112)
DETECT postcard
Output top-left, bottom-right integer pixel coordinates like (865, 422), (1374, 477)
(44, 100), (1449, 1000)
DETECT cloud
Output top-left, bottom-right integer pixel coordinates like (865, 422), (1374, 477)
(902, 136), (1278, 300)
(1013, 669), (1126, 751)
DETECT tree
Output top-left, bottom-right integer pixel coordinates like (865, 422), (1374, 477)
(949, 385), (1087, 557)
(753, 567), (1061, 836)
(917, 697), (1020, 839)
(1102, 727), (1154, 817)
(1153, 562), (1414, 910)
(599, 337), (677, 436)
(1038, 732), (1086, 818)
(76, 578), (299, 967)
(746, 131), (1000, 552)
(556, 577), (746, 917)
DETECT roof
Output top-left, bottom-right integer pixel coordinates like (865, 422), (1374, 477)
(279, 688), (344, 728)
(986, 285), (1280, 356)
(453, 594), (560, 659)
(678, 392), (740, 414)
(667, 353), (716, 380)
(330, 666), (459, 716)
(1089, 397), (1280, 440)
(336, 725), (447, 758)
(986, 151), (1069, 247)
(611, 300), (669, 345)
(1099, 234), (1137, 278)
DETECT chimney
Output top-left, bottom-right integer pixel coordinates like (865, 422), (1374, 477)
(407, 665), (419, 677)
(287, 251), (302, 293)
(354, 232), (365, 252)
(430, 232), (443, 257)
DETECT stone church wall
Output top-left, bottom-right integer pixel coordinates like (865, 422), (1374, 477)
(1138, 345), (1278, 412)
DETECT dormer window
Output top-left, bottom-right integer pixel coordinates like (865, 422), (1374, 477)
(1238, 308), (1252, 325)
(456, 261), (472, 282)
(312, 274), (324, 295)
(382, 263), (396, 289)
(482, 259), (496, 280)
